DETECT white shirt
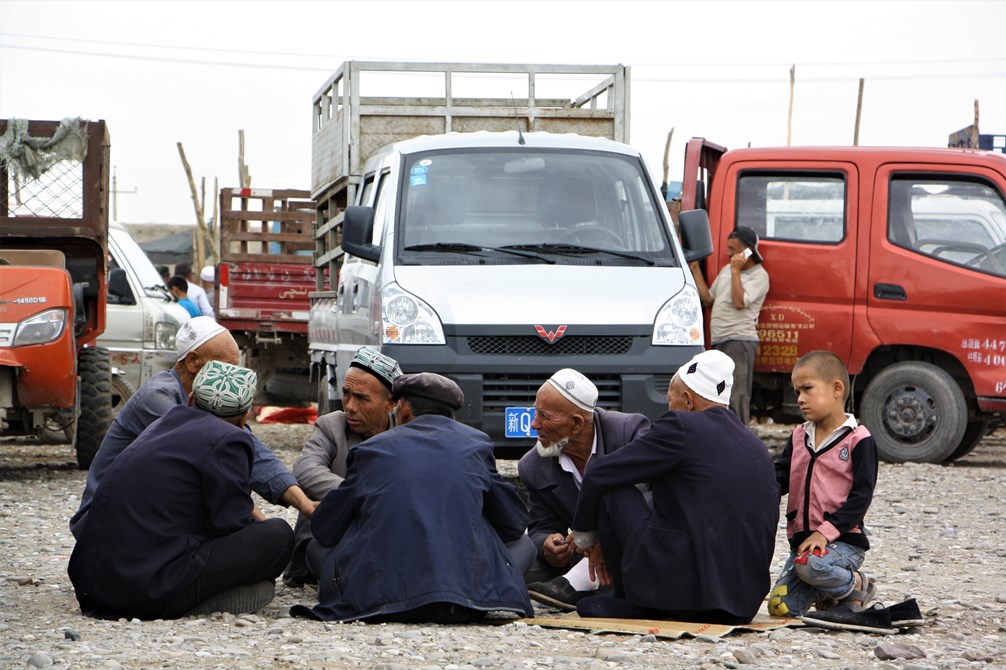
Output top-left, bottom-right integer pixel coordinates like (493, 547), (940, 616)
(803, 413), (858, 452)
(186, 282), (215, 319)
(558, 432), (598, 488)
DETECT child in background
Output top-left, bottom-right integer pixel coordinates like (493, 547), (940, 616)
(768, 350), (880, 625)
(166, 275), (201, 318)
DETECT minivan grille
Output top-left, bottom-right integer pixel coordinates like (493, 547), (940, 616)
(482, 374), (622, 412)
(467, 335), (633, 357)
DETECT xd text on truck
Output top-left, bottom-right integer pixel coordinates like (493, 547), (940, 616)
(308, 62), (713, 450)
(684, 138), (1006, 463)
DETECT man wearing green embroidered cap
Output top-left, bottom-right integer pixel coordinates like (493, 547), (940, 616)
(283, 346), (403, 587)
(68, 361), (295, 620)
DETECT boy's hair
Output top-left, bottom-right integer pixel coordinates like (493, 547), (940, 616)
(793, 350), (851, 402)
(166, 275), (189, 293)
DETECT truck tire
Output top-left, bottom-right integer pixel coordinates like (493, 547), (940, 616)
(76, 347), (113, 470)
(110, 373), (136, 420)
(860, 361), (966, 464)
(264, 371), (316, 404)
(944, 418), (990, 462)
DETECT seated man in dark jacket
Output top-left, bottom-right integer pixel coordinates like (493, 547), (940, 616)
(291, 372), (533, 623)
(570, 350), (780, 624)
(68, 361), (295, 620)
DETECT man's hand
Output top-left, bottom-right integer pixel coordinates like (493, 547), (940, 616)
(281, 485), (320, 518)
(583, 543), (611, 586)
(729, 251), (748, 272)
(251, 507), (267, 522)
(797, 531), (828, 556)
(542, 532), (574, 568)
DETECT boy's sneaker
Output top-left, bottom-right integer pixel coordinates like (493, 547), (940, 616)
(185, 581), (275, 617)
(801, 603), (896, 635)
(889, 598), (925, 627)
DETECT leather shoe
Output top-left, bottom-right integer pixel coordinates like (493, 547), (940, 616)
(889, 598), (925, 627)
(801, 602), (896, 635)
(527, 577), (593, 612)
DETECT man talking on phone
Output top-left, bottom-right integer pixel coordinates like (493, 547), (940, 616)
(689, 226), (769, 425)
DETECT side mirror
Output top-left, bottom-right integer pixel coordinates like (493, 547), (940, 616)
(341, 205), (380, 263)
(107, 267), (135, 305)
(679, 209), (714, 263)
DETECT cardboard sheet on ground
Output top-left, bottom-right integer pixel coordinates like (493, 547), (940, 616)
(521, 612), (803, 640)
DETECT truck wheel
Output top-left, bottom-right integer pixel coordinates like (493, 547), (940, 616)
(76, 347), (113, 470)
(944, 418), (990, 462)
(860, 361), (966, 464)
(110, 374), (135, 420)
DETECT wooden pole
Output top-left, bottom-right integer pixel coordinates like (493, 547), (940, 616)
(238, 130), (251, 188)
(973, 99), (980, 148)
(177, 142), (204, 271)
(787, 64), (796, 146)
(853, 78), (865, 146)
(210, 176), (220, 263)
(661, 127), (674, 189)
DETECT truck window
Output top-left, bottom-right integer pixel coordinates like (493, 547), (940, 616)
(889, 176), (1006, 279)
(736, 173), (846, 243)
(396, 149), (674, 265)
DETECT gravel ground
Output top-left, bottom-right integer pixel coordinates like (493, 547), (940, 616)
(2, 421), (1005, 669)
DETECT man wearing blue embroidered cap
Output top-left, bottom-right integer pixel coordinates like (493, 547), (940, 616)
(68, 361), (295, 619)
(70, 316), (317, 539)
(569, 349), (780, 624)
(283, 346), (403, 587)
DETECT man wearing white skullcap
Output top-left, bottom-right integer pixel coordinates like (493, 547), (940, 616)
(518, 369), (650, 611)
(68, 360), (295, 619)
(568, 349), (780, 625)
(70, 316), (318, 539)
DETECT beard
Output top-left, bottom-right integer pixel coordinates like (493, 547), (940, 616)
(535, 436), (569, 458)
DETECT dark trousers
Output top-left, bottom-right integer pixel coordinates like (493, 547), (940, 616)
(584, 486), (747, 626)
(159, 518), (294, 619)
(713, 340), (758, 425)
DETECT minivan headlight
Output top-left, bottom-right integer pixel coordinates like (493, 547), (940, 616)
(12, 308), (67, 346)
(155, 322), (179, 351)
(652, 286), (703, 345)
(381, 284), (445, 345)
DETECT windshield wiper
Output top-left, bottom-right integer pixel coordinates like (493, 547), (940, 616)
(404, 242), (554, 264)
(504, 243), (655, 266)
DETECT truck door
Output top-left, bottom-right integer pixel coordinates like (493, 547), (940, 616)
(716, 160), (860, 374)
(860, 165), (1006, 462)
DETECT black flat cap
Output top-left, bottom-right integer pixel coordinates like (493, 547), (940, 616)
(392, 372), (464, 410)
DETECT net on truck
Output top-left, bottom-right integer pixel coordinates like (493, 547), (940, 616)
(0, 118), (88, 218)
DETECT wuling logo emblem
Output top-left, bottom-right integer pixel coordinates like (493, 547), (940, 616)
(534, 325), (567, 344)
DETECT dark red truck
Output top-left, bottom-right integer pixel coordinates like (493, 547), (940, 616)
(215, 188), (317, 403)
(685, 138), (1006, 463)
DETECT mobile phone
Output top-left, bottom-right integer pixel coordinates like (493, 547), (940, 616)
(742, 248), (753, 260)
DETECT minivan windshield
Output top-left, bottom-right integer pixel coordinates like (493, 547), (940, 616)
(110, 227), (167, 291)
(397, 149), (676, 266)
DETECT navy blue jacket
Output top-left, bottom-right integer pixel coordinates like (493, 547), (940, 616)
(572, 406), (779, 622)
(292, 415), (533, 621)
(518, 408), (650, 561)
(68, 405), (255, 619)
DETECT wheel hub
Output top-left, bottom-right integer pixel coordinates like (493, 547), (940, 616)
(883, 387), (937, 441)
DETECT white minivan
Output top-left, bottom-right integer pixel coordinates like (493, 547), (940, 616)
(326, 131), (713, 447)
(100, 221), (190, 412)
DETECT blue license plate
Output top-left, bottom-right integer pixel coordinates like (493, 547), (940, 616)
(504, 407), (538, 439)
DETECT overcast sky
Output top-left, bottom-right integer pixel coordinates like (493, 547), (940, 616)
(1, 0), (1004, 225)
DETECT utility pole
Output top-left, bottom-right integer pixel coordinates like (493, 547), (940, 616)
(853, 78), (865, 146)
(787, 64), (796, 147)
(111, 165), (137, 222)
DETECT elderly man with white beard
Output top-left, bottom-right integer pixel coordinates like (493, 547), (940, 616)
(517, 369), (650, 610)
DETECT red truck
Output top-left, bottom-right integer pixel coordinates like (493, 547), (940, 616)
(215, 188), (317, 403)
(685, 139), (1006, 463)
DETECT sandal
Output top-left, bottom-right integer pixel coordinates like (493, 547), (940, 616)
(840, 571), (877, 612)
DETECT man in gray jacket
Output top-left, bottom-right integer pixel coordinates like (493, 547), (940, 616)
(282, 347), (402, 586)
(518, 369), (650, 611)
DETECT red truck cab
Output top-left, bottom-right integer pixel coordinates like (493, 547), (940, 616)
(687, 138), (1006, 463)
